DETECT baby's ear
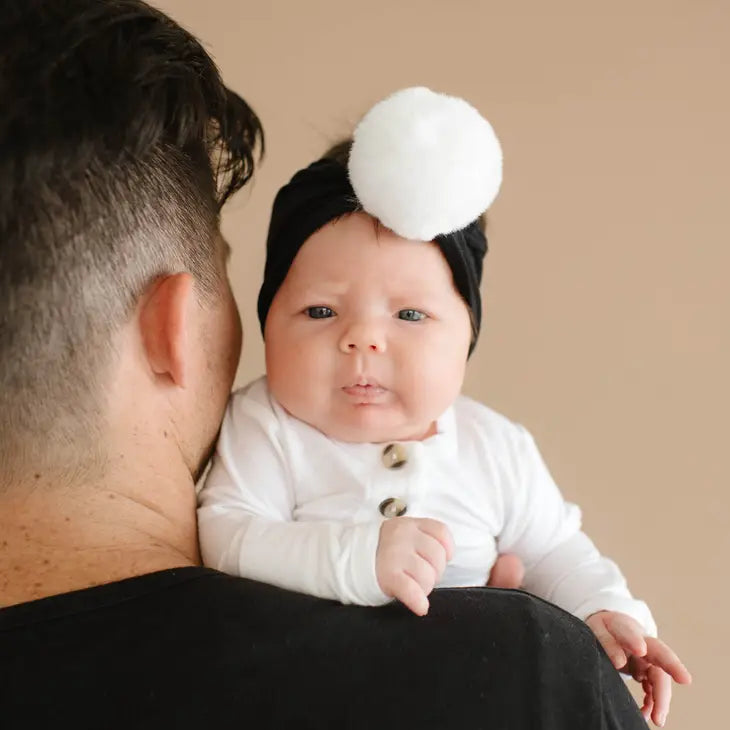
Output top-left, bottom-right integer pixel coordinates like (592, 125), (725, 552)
(138, 272), (195, 388)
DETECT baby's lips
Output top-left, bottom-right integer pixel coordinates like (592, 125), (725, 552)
(342, 375), (384, 388)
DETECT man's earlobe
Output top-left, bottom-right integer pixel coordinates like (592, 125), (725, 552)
(138, 273), (194, 388)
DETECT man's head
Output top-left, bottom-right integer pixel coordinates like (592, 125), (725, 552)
(0, 0), (263, 485)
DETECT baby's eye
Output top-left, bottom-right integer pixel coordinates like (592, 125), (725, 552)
(397, 309), (427, 322)
(305, 306), (335, 319)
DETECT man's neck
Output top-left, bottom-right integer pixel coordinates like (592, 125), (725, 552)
(0, 467), (200, 608)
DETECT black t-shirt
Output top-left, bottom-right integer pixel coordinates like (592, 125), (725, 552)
(0, 567), (645, 729)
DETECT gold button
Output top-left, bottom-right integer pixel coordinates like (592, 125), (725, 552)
(381, 443), (407, 469)
(379, 497), (408, 518)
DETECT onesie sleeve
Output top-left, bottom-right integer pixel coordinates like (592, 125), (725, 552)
(496, 425), (657, 636)
(197, 387), (388, 607)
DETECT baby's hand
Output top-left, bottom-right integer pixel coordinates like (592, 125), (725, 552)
(375, 517), (454, 616)
(486, 553), (525, 589)
(586, 611), (692, 727)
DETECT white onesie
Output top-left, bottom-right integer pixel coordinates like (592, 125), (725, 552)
(198, 377), (656, 635)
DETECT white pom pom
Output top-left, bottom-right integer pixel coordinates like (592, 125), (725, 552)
(348, 87), (502, 241)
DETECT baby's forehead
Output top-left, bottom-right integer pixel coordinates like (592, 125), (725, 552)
(276, 212), (459, 302)
(277, 213), (464, 306)
(286, 254), (452, 300)
(294, 214), (448, 270)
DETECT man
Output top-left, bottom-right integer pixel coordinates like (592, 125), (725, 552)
(0, 2), (649, 727)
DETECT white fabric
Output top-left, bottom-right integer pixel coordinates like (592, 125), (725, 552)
(198, 377), (657, 636)
(349, 86), (503, 240)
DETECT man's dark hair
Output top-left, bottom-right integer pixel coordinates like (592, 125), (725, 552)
(0, 0), (263, 479)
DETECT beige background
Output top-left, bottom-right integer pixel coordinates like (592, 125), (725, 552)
(158, 1), (728, 726)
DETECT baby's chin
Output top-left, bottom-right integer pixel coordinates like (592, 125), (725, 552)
(310, 408), (434, 445)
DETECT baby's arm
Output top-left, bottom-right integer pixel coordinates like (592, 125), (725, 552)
(496, 425), (656, 634)
(197, 390), (387, 606)
(496, 426), (690, 725)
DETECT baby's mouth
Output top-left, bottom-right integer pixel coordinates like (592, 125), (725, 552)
(342, 380), (387, 401)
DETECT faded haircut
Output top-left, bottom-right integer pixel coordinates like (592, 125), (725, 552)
(0, 0), (263, 478)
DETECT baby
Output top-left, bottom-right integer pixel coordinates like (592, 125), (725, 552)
(198, 88), (690, 725)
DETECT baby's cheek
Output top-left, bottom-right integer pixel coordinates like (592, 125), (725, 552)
(421, 357), (465, 408)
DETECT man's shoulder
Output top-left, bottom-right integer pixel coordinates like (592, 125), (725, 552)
(1, 569), (591, 660)
(0, 569), (643, 730)
(7, 568), (581, 666)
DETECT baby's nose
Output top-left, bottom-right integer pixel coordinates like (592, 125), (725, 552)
(339, 322), (386, 354)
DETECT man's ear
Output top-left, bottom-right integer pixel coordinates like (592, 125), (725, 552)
(138, 272), (195, 388)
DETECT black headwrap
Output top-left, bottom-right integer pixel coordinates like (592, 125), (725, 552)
(257, 158), (488, 356)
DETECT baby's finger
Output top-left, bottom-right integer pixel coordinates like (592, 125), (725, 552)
(606, 613), (648, 657)
(587, 617), (627, 669)
(415, 519), (455, 561)
(644, 637), (693, 685)
(648, 666), (672, 727)
(393, 573), (429, 616)
(640, 678), (654, 722)
(415, 533), (449, 581)
(404, 553), (437, 596)
(628, 654), (650, 682)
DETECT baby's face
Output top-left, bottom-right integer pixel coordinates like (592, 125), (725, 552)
(264, 212), (472, 443)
